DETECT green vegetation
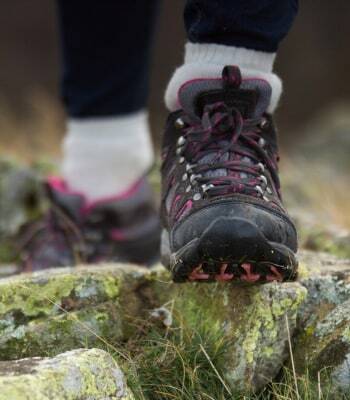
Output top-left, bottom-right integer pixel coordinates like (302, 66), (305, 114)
(98, 304), (344, 400)
(113, 303), (346, 400)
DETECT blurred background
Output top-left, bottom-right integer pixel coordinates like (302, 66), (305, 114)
(0, 1), (349, 267)
(0, 1), (349, 156)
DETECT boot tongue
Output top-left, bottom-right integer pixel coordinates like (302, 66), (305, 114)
(178, 66), (272, 120)
(178, 66), (272, 182)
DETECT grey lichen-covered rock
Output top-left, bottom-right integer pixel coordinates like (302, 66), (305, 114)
(0, 263), (169, 360)
(0, 348), (134, 400)
(292, 251), (350, 393)
(0, 261), (308, 393)
(172, 281), (306, 393)
(297, 251), (350, 328)
(6, 251), (350, 393)
(294, 299), (350, 395)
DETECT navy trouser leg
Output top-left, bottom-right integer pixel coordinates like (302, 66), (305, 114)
(57, 0), (160, 118)
(58, 1), (297, 118)
(184, 0), (299, 52)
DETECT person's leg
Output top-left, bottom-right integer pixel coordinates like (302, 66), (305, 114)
(57, 0), (160, 201)
(161, 1), (300, 283)
(21, 1), (161, 271)
(166, 0), (298, 112)
(184, 0), (297, 52)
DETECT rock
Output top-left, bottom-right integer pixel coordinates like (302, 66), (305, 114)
(0, 263), (169, 361)
(292, 251), (350, 393)
(6, 251), (350, 394)
(172, 281), (306, 393)
(0, 262), (307, 393)
(0, 348), (134, 400)
(294, 299), (350, 395)
(297, 250), (350, 328)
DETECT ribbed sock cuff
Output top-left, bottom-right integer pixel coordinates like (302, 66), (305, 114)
(185, 43), (276, 73)
(165, 43), (282, 114)
(62, 111), (154, 202)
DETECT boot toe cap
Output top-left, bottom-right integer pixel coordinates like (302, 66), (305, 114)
(171, 201), (298, 256)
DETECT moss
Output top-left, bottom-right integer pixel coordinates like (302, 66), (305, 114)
(120, 280), (307, 398)
(305, 326), (315, 336)
(262, 346), (274, 358)
(102, 275), (121, 299)
(0, 268), (129, 360)
(0, 264), (308, 395)
(0, 269), (122, 317)
(156, 282), (308, 394)
(294, 299), (350, 381)
(0, 301), (124, 360)
(0, 274), (77, 318)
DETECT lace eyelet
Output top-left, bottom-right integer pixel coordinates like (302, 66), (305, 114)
(182, 173), (188, 182)
(176, 147), (183, 156)
(259, 119), (270, 130)
(258, 138), (266, 148)
(190, 174), (202, 184)
(259, 175), (268, 186)
(193, 193), (201, 201)
(257, 162), (265, 172)
(255, 185), (264, 196)
(179, 157), (185, 164)
(201, 184), (214, 193)
(185, 185), (191, 193)
(186, 164), (193, 172)
(175, 117), (185, 130)
(177, 136), (186, 146)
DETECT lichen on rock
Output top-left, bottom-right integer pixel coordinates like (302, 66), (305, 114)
(294, 299), (350, 395)
(171, 281), (306, 393)
(292, 251), (350, 394)
(3, 251), (350, 395)
(0, 264), (165, 360)
(0, 348), (134, 400)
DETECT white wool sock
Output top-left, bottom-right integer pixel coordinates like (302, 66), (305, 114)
(165, 43), (282, 113)
(62, 110), (154, 202)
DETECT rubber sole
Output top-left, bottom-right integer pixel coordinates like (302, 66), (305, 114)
(161, 217), (298, 283)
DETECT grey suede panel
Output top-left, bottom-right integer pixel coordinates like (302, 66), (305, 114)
(178, 78), (272, 120)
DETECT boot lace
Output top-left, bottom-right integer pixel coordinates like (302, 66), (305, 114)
(176, 101), (280, 201)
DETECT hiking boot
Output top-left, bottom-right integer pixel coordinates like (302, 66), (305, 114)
(19, 176), (160, 271)
(161, 66), (298, 283)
